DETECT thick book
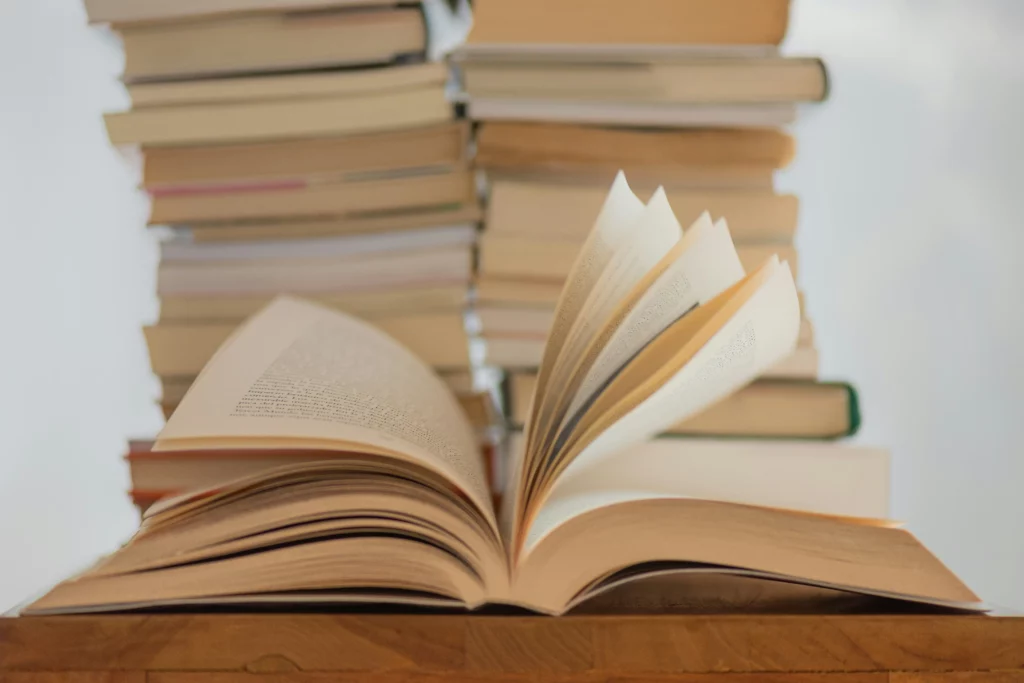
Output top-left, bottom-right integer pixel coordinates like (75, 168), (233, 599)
(120, 6), (426, 82)
(459, 57), (827, 106)
(84, 0), (408, 24)
(486, 179), (799, 243)
(156, 245), (473, 296)
(183, 204), (482, 242)
(106, 83), (450, 147)
(25, 174), (980, 615)
(149, 166), (472, 224)
(159, 285), (469, 323)
(479, 233), (799, 282)
(476, 123), (794, 189)
(142, 121), (468, 193)
(466, 0), (791, 47)
(508, 373), (859, 439)
(466, 99), (797, 128)
(144, 311), (472, 376)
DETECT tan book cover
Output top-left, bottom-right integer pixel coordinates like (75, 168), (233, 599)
(144, 121), (467, 191)
(149, 167), (474, 224)
(121, 7), (425, 82)
(479, 234), (799, 282)
(145, 312), (472, 376)
(467, 0), (791, 47)
(477, 122), (795, 176)
(486, 179), (798, 243)
(106, 85), (451, 147)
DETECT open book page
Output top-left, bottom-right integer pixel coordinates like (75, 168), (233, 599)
(516, 257), (799, 532)
(512, 497), (982, 615)
(556, 260), (800, 488)
(558, 217), (745, 445)
(517, 173), (644, 533)
(531, 189), (684, 476)
(520, 430), (893, 552)
(526, 173), (643, 411)
(155, 297), (496, 530)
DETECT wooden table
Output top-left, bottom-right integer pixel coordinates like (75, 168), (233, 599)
(2, 613), (1024, 683)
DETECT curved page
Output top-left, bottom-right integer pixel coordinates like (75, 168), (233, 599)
(155, 297), (494, 530)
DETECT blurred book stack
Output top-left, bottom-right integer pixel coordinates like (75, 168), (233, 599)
(86, 0), (495, 509)
(454, 0), (864, 451)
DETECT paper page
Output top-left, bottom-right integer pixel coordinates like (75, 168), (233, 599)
(562, 218), (745, 427)
(554, 261), (800, 495)
(532, 189), (683, 465)
(155, 297), (495, 529)
(517, 173), (643, 523)
(518, 434), (891, 552)
(526, 172), (643, 419)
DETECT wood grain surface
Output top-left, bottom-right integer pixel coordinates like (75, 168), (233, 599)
(2, 614), (1024, 680)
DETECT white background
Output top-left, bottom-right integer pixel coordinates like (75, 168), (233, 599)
(1, 0), (1022, 611)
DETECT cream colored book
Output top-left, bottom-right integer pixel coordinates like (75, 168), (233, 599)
(85, 0), (406, 24)
(486, 179), (798, 243)
(145, 312), (473, 375)
(467, 99), (797, 128)
(461, 58), (827, 105)
(479, 233), (799, 282)
(27, 173), (981, 616)
(156, 245), (474, 296)
(159, 286), (468, 323)
(106, 86), (451, 147)
(121, 8), (426, 84)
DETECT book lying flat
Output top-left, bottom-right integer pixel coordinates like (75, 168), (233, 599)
(184, 204), (483, 242)
(460, 58), (827, 105)
(508, 373), (859, 439)
(107, 84), (451, 147)
(143, 121), (467, 192)
(476, 122), (794, 188)
(486, 179), (799, 243)
(159, 285), (469, 323)
(157, 244), (473, 296)
(465, 0), (791, 47)
(121, 7), (426, 83)
(145, 312), (472, 376)
(26, 174), (981, 615)
(84, 0), (407, 24)
(160, 224), (477, 264)
(148, 167), (473, 225)
(467, 98), (797, 128)
(479, 233), (800, 282)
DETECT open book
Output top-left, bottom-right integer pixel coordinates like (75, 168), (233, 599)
(27, 174), (981, 615)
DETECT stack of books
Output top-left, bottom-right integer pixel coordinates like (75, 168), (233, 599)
(455, 0), (861, 449)
(86, 0), (491, 509)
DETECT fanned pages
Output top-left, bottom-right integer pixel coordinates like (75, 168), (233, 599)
(27, 173), (984, 616)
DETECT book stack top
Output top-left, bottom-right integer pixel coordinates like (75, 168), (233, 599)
(449, 0), (874, 514)
(88, 0), (494, 510)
